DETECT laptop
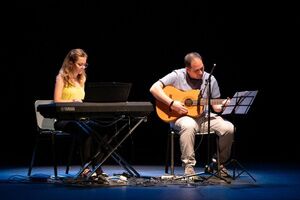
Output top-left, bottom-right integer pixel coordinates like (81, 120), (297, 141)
(84, 82), (132, 102)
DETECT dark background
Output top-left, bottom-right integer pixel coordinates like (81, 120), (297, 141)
(0, 1), (298, 167)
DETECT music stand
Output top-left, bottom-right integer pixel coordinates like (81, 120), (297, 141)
(222, 90), (258, 182)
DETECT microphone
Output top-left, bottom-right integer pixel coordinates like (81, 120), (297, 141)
(202, 63), (217, 97)
(205, 63), (217, 83)
(209, 63), (217, 76)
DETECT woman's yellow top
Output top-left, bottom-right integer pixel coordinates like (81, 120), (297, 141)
(61, 84), (85, 101)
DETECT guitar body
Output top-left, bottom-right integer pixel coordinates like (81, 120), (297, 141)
(155, 86), (204, 123)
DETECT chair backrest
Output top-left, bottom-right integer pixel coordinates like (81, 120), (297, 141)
(35, 100), (56, 131)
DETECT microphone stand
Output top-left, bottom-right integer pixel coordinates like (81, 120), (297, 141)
(204, 64), (216, 172)
(201, 64), (230, 183)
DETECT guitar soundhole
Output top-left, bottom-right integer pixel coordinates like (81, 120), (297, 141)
(184, 99), (193, 106)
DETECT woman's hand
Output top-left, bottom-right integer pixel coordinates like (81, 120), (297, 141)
(72, 99), (83, 102)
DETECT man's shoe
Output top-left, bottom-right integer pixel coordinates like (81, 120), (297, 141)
(218, 165), (230, 177)
(206, 162), (230, 177)
(184, 165), (195, 176)
(214, 164), (230, 177)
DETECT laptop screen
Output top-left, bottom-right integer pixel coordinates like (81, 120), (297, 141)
(84, 82), (132, 102)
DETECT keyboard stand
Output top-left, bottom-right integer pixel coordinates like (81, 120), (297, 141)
(75, 116), (147, 179)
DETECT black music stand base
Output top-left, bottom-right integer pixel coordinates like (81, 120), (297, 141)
(223, 159), (256, 182)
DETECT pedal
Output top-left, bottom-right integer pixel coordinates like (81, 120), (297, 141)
(161, 175), (175, 180)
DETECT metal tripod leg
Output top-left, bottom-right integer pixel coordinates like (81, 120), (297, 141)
(223, 126), (256, 182)
(225, 159), (256, 182)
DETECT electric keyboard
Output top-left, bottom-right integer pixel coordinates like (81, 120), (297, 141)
(37, 101), (154, 119)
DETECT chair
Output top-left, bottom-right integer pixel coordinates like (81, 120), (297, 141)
(165, 124), (217, 176)
(28, 100), (80, 178)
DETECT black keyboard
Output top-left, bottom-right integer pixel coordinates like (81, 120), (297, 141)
(37, 102), (154, 119)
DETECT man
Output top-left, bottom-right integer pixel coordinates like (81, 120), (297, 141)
(149, 52), (234, 176)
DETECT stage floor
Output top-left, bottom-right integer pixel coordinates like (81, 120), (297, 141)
(1, 163), (299, 200)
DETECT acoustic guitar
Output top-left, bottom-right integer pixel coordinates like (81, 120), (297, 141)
(155, 86), (225, 123)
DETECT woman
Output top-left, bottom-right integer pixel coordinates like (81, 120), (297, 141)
(54, 48), (104, 178)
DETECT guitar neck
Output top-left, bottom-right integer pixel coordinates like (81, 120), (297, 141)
(199, 99), (225, 105)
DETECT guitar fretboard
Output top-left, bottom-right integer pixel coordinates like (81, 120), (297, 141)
(199, 99), (225, 105)
(188, 99), (224, 106)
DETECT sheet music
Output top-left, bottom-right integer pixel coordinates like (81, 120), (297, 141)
(222, 90), (258, 115)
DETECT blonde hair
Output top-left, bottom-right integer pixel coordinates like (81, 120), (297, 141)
(59, 48), (87, 87)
